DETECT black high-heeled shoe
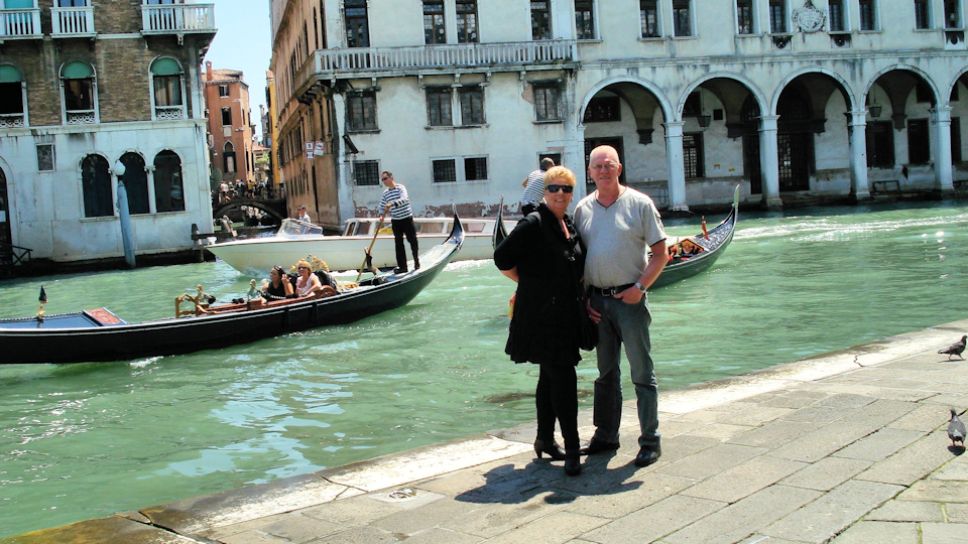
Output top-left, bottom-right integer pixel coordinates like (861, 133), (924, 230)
(564, 449), (581, 476)
(533, 439), (566, 460)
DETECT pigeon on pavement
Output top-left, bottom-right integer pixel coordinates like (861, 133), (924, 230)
(949, 408), (966, 449)
(938, 335), (967, 360)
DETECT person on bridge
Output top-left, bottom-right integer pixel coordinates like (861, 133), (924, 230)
(379, 171), (419, 274)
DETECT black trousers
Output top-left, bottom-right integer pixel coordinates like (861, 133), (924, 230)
(391, 216), (419, 270)
(535, 363), (579, 450)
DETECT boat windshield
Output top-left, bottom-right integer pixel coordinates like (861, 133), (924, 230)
(278, 218), (324, 237)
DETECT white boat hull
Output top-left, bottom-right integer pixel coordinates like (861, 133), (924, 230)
(209, 217), (506, 275)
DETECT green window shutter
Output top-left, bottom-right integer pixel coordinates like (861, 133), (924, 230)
(62, 61), (93, 79)
(151, 58), (182, 77)
(0, 65), (23, 83)
(4, 0), (36, 9)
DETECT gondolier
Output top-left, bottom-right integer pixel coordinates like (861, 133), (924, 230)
(520, 157), (555, 215)
(380, 171), (419, 273)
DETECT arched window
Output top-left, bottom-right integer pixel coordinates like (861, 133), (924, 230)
(150, 57), (184, 120)
(0, 64), (25, 128)
(154, 150), (184, 212)
(60, 61), (96, 124)
(119, 152), (149, 214)
(223, 141), (237, 174)
(81, 154), (112, 217)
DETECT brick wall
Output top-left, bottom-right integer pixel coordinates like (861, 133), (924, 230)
(2, 1), (209, 127)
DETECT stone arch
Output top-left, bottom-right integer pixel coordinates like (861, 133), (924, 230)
(678, 72), (768, 122)
(579, 76), (674, 125)
(864, 64), (941, 106)
(771, 67), (858, 114)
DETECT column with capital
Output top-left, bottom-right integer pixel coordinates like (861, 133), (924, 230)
(931, 105), (955, 192)
(758, 115), (782, 209)
(664, 121), (688, 211)
(847, 109), (871, 201)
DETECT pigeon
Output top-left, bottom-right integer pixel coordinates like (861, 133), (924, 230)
(938, 335), (967, 360)
(948, 408), (966, 449)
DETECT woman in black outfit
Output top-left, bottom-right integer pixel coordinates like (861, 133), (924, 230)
(493, 166), (585, 476)
(262, 265), (294, 300)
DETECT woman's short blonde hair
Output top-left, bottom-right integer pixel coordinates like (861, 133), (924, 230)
(544, 165), (576, 187)
(296, 260), (311, 270)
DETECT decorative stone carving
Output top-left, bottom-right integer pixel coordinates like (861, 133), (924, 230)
(794, 1), (826, 33)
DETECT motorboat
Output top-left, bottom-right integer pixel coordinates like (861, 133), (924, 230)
(208, 215), (507, 275)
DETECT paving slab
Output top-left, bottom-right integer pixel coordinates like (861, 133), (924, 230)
(897, 480), (968, 503)
(779, 457), (872, 491)
(829, 521), (919, 543)
(832, 427), (925, 461)
(679, 455), (806, 503)
(856, 433), (958, 485)
(760, 480), (904, 543)
(578, 495), (725, 544)
(866, 499), (946, 522)
(920, 522), (968, 544)
(663, 485), (820, 544)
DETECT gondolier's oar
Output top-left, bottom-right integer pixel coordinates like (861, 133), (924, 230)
(356, 209), (388, 282)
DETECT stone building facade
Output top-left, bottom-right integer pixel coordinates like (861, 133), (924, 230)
(0, 0), (215, 263)
(203, 63), (256, 190)
(270, 0), (968, 228)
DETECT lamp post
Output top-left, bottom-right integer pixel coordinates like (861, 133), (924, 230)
(114, 159), (136, 268)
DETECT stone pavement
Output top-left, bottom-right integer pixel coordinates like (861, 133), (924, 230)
(7, 319), (968, 544)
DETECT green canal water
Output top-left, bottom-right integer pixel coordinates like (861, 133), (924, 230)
(0, 201), (966, 536)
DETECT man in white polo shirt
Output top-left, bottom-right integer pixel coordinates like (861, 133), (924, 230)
(573, 145), (668, 468)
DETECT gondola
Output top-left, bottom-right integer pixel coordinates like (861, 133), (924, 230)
(0, 216), (465, 365)
(493, 186), (739, 289)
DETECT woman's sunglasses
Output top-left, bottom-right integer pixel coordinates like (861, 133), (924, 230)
(546, 184), (574, 194)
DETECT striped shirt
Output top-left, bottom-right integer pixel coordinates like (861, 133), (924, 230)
(379, 184), (413, 220)
(520, 169), (546, 206)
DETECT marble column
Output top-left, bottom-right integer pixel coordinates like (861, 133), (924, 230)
(931, 105), (955, 192)
(758, 115), (782, 209)
(663, 121), (688, 211)
(847, 109), (871, 201)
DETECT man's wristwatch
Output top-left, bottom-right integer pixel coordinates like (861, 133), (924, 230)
(634, 281), (647, 293)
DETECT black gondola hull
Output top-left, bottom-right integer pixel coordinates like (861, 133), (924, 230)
(0, 217), (464, 365)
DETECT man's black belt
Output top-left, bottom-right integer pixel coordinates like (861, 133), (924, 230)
(589, 284), (636, 297)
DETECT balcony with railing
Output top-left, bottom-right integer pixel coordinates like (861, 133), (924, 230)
(142, 3), (215, 36)
(302, 39), (578, 82)
(154, 105), (185, 120)
(51, 6), (95, 38)
(0, 112), (24, 128)
(0, 8), (41, 40)
(66, 109), (96, 125)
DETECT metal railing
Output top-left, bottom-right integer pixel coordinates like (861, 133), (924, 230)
(0, 113), (24, 128)
(142, 3), (215, 34)
(51, 6), (95, 37)
(0, 8), (41, 39)
(306, 39), (578, 79)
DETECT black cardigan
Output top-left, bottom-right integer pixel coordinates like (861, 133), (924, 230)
(493, 204), (586, 366)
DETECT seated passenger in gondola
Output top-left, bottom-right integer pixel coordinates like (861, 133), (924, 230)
(263, 265), (295, 301)
(668, 238), (703, 262)
(295, 260), (337, 298)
